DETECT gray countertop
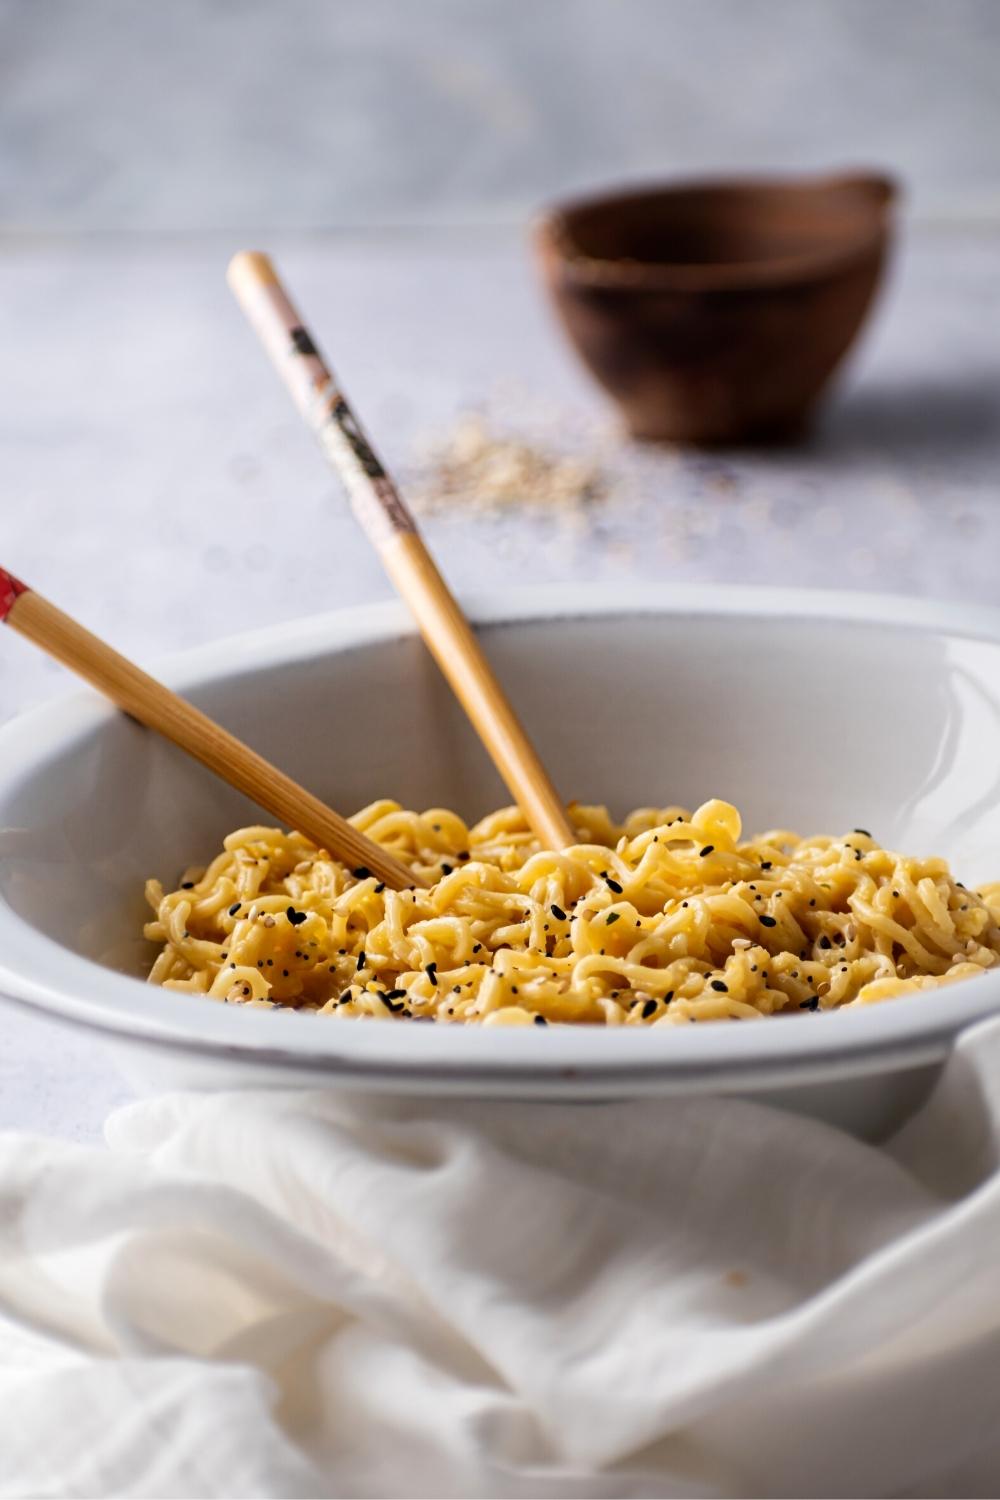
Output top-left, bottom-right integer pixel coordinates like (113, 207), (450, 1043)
(4, 0), (998, 231)
(2, 222), (999, 1139)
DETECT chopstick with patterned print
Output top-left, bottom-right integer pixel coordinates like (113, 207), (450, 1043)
(226, 251), (575, 852)
(0, 568), (420, 890)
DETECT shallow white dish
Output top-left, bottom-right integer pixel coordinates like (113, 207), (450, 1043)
(4, 582), (1000, 1137)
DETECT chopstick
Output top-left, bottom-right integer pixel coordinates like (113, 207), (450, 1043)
(0, 568), (419, 891)
(227, 251), (575, 852)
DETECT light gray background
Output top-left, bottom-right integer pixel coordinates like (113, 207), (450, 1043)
(1, 0), (998, 1138)
(2, 0), (998, 229)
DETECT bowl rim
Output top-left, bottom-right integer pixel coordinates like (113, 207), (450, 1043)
(534, 170), (897, 292)
(2, 579), (999, 1095)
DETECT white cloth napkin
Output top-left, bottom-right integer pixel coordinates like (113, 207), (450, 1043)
(4, 1021), (1000, 1499)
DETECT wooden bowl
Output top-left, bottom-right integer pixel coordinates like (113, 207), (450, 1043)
(534, 172), (897, 444)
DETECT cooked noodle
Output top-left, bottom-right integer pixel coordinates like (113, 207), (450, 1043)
(144, 798), (1000, 1025)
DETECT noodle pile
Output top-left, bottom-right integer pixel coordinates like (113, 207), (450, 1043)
(144, 798), (1000, 1025)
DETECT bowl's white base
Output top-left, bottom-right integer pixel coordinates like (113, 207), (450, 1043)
(108, 1032), (941, 1143)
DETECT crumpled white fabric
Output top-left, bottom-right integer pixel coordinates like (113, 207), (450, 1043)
(4, 1021), (1000, 1499)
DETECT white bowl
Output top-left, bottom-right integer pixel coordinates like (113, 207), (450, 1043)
(4, 583), (1000, 1138)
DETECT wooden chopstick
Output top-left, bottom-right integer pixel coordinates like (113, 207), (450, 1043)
(0, 569), (419, 890)
(227, 251), (575, 852)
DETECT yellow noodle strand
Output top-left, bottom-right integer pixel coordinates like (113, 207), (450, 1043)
(144, 800), (1000, 1025)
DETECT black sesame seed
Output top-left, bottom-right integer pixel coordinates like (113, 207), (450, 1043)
(384, 989), (407, 1000)
(550, 904), (567, 921)
(228, 902), (241, 916)
(356, 951), (366, 971)
(286, 907), (307, 926)
(606, 912), (620, 925)
(760, 861), (772, 870)
(374, 882), (385, 894)
(641, 998), (658, 1019)
(759, 914), (777, 928)
(853, 828), (872, 838)
(604, 876), (624, 893)
(699, 845), (715, 858)
(800, 996), (820, 1011)
(441, 863), (453, 875)
(352, 867), (371, 880)
(711, 980), (728, 992)
(180, 881), (194, 890)
(819, 935), (832, 949)
(425, 962), (437, 983)
(534, 1015), (548, 1026)
(282, 969), (289, 977)
(458, 851), (470, 862)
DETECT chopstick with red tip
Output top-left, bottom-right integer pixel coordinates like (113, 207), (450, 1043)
(0, 568), (420, 890)
(226, 251), (575, 852)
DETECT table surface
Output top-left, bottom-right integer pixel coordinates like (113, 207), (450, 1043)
(2, 224), (999, 1140)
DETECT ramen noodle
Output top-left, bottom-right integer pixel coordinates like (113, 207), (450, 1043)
(144, 798), (1000, 1025)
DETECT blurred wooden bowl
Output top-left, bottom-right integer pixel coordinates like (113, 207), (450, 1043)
(534, 171), (897, 444)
